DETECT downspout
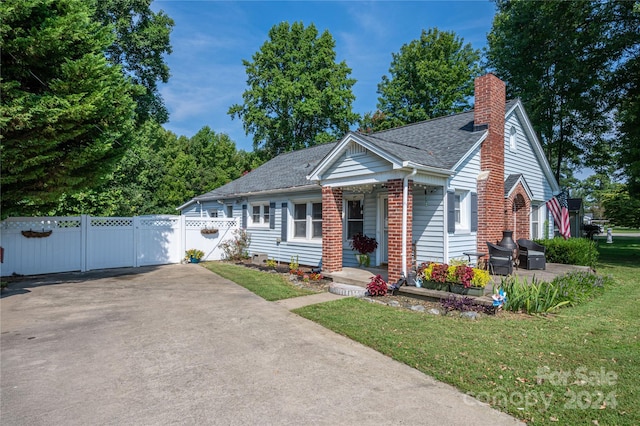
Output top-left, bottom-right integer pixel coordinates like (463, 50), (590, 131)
(402, 168), (417, 278)
(197, 200), (202, 218)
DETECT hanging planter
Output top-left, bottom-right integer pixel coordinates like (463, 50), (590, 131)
(21, 229), (53, 238)
(200, 228), (219, 235)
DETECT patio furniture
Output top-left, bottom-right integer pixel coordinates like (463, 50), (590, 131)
(462, 251), (487, 267)
(517, 239), (546, 270)
(486, 242), (513, 276)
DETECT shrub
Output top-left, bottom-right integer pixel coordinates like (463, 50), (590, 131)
(220, 229), (251, 261)
(265, 258), (277, 268)
(550, 271), (612, 306)
(441, 295), (494, 315)
(501, 276), (569, 314)
(366, 274), (387, 296)
(535, 237), (598, 267)
(501, 271), (612, 315)
(470, 269), (491, 288)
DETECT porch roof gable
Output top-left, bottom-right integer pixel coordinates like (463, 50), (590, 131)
(308, 107), (496, 181)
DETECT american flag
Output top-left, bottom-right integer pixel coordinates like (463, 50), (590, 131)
(546, 190), (571, 239)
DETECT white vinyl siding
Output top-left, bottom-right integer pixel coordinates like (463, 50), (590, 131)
(323, 147), (393, 180)
(447, 146), (480, 260)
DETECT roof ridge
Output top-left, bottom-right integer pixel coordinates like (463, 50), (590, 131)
(369, 109), (475, 135)
(356, 132), (427, 153)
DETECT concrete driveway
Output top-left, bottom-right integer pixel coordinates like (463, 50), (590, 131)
(1, 264), (521, 425)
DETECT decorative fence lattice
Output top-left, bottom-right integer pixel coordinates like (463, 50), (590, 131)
(1, 218), (81, 230)
(0, 215), (238, 276)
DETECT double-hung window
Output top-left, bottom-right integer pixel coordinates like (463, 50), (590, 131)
(292, 201), (322, 240)
(250, 203), (270, 226)
(346, 198), (364, 240)
(531, 204), (540, 239)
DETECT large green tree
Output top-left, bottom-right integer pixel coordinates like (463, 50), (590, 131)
(228, 21), (359, 160)
(0, 0), (137, 218)
(486, 0), (618, 184)
(373, 28), (482, 131)
(50, 124), (260, 216)
(92, 0), (174, 124)
(609, 2), (640, 198)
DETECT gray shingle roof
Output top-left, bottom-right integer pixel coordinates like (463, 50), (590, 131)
(188, 100), (521, 204)
(356, 110), (484, 170)
(193, 142), (337, 201)
(504, 174), (524, 197)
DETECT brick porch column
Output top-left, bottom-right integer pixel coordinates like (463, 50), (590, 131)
(322, 186), (343, 272)
(387, 179), (412, 283)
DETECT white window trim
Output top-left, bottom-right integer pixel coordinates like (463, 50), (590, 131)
(531, 203), (540, 239)
(509, 126), (517, 151)
(455, 190), (470, 232)
(289, 199), (322, 241)
(344, 195), (365, 242)
(249, 202), (270, 227)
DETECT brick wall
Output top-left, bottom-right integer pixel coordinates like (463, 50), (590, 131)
(321, 186), (343, 272)
(505, 184), (530, 242)
(475, 74), (506, 250)
(387, 179), (412, 283)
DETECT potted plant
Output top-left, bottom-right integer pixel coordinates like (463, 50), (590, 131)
(418, 262), (490, 296)
(419, 262), (450, 291)
(349, 233), (378, 267)
(448, 264), (490, 297)
(185, 249), (205, 263)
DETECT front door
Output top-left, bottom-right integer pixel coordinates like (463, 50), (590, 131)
(379, 196), (388, 264)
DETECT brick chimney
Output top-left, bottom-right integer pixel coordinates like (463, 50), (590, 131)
(475, 74), (506, 250)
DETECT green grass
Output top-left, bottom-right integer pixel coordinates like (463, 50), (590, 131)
(203, 261), (317, 301)
(595, 236), (640, 267)
(294, 239), (640, 425)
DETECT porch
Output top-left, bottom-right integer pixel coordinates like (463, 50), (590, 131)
(324, 263), (592, 306)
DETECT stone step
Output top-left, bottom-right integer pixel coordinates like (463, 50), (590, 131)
(329, 283), (368, 297)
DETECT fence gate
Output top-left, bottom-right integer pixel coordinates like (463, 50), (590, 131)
(0, 215), (238, 277)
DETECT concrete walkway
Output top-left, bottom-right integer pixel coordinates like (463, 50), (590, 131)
(1, 264), (521, 425)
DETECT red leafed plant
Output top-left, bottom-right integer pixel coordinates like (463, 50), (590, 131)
(366, 274), (388, 296)
(349, 233), (378, 254)
(454, 265), (475, 288)
(430, 263), (449, 283)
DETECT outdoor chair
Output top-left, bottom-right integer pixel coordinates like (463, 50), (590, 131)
(517, 239), (546, 270)
(486, 242), (513, 276)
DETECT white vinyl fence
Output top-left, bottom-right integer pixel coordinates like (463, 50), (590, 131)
(0, 215), (238, 276)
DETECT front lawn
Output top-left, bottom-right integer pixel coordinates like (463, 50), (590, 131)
(295, 240), (639, 425)
(203, 261), (317, 301)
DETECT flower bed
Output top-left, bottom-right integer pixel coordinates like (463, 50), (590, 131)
(416, 261), (491, 296)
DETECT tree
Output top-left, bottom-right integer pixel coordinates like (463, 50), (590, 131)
(602, 185), (640, 229)
(486, 0), (618, 184)
(228, 21), (359, 160)
(375, 28), (482, 130)
(609, 2), (640, 198)
(92, 0), (174, 124)
(0, 0), (137, 218)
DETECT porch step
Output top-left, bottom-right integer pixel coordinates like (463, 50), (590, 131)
(329, 283), (368, 297)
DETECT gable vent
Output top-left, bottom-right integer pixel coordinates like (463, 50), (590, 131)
(347, 143), (367, 157)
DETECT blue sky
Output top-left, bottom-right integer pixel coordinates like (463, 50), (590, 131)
(152, 0), (497, 152)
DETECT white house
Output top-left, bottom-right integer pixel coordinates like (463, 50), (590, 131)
(178, 74), (560, 282)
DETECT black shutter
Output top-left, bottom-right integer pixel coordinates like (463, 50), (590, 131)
(470, 192), (478, 232)
(447, 190), (455, 234)
(281, 202), (288, 241)
(242, 204), (247, 229)
(269, 202), (276, 229)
